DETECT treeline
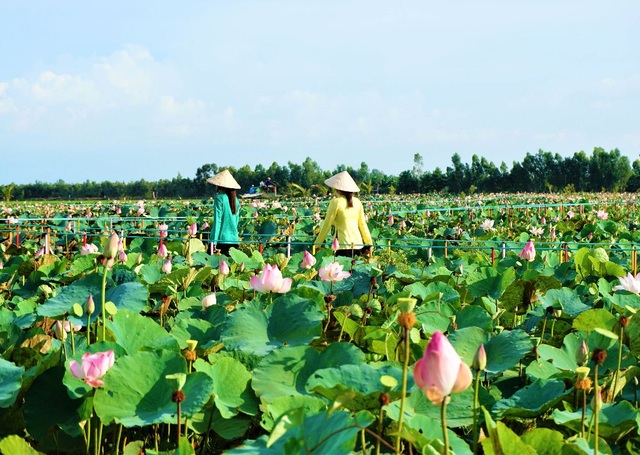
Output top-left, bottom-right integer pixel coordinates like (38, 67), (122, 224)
(3, 147), (639, 201)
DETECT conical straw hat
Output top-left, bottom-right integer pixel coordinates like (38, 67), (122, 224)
(324, 171), (360, 192)
(207, 169), (241, 189)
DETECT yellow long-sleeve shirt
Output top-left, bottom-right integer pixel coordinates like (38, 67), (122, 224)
(314, 196), (372, 249)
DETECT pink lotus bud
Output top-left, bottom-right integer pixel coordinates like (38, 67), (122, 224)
(518, 240), (536, 262)
(202, 292), (217, 309)
(188, 223), (197, 237)
(331, 237), (340, 253)
(161, 259), (172, 274)
(35, 247), (45, 259)
(219, 260), (230, 276)
(300, 250), (317, 269)
(54, 321), (67, 341)
(388, 215), (395, 226)
(119, 250), (128, 263)
(103, 232), (119, 259)
(158, 223), (168, 238)
(414, 331), (473, 405)
(400, 220), (406, 230)
(472, 344), (487, 371)
(69, 350), (115, 388)
(202, 221), (209, 230)
(158, 243), (168, 258)
(86, 295), (95, 315)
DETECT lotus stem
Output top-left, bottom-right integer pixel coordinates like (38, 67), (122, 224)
(612, 325), (624, 402)
(594, 364), (600, 455)
(115, 423), (123, 455)
(441, 397), (450, 455)
(395, 327), (410, 453)
(101, 264), (108, 342)
(472, 370), (482, 455)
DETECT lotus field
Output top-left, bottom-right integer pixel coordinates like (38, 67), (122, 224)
(2, 193), (640, 454)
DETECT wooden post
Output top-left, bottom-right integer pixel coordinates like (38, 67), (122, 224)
(491, 247), (495, 265)
(501, 242), (506, 259)
(633, 246), (637, 276)
(444, 240), (448, 259)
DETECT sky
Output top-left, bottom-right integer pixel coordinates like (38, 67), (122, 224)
(1, 1), (639, 185)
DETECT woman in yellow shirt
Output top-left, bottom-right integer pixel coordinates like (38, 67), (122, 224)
(314, 171), (373, 257)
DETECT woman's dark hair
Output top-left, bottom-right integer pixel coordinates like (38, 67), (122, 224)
(338, 190), (354, 208)
(223, 187), (237, 214)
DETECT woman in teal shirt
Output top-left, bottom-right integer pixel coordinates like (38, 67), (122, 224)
(207, 169), (241, 255)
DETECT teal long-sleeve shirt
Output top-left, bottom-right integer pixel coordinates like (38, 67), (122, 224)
(211, 193), (240, 246)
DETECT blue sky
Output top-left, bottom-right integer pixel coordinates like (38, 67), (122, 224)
(1, 1), (638, 184)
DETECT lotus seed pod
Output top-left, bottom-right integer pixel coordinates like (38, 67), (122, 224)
(397, 297), (417, 314)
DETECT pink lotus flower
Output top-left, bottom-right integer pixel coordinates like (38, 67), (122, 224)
(250, 264), (292, 293)
(518, 240), (536, 262)
(80, 244), (99, 255)
(188, 223), (198, 236)
(567, 210), (575, 219)
(162, 259), (172, 274)
(413, 331), (472, 405)
(69, 350), (115, 388)
(158, 243), (168, 258)
(596, 210), (608, 220)
(300, 250), (317, 269)
(202, 292), (217, 309)
(479, 219), (494, 231)
(158, 223), (168, 238)
(318, 262), (351, 282)
(613, 272), (640, 294)
(219, 260), (230, 276)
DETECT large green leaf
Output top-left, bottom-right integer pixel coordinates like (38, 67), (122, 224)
(37, 273), (102, 319)
(572, 308), (617, 333)
(552, 401), (638, 440)
(94, 350), (213, 427)
(537, 288), (590, 317)
(0, 435), (46, 455)
(225, 410), (373, 455)
(23, 366), (92, 441)
(107, 309), (180, 354)
(482, 407), (537, 455)
(222, 296), (323, 356)
(0, 359), (23, 408)
(170, 319), (220, 350)
(520, 428), (572, 455)
(306, 362), (407, 411)
(492, 379), (568, 418)
(252, 343), (365, 402)
(193, 357), (258, 418)
(484, 329), (533, 374)
(385, 384), (494, 429)
(104, 281), (149, 314)
(467, 266), (515, 299)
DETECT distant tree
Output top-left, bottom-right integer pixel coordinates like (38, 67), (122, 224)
(2, 184), (14, 201)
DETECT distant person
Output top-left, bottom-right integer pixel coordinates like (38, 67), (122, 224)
(314, 171), (372, 257)
(207, 169), (241, 256)
(265, 176), (277, 194)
